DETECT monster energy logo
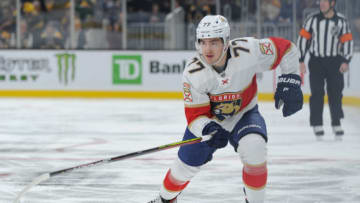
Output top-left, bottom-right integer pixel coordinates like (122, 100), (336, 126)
(56, 53), (76, 85)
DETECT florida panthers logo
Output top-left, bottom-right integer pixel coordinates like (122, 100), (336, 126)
(210, 92), (243, 121)
(212, 100), (242, 121)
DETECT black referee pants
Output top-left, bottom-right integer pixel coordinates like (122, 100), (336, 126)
(308, 56), (344, 126)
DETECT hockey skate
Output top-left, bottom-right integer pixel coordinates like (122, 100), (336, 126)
(148, 196), (177, 203)
(313, 126), (324, 140)
(332, 125), (344, 140)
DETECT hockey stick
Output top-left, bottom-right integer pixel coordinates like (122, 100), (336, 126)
(13, 135), (212, 203)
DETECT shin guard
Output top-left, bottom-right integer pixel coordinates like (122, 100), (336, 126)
(238, 134), (267, 203)
(242, 163), (267, 203)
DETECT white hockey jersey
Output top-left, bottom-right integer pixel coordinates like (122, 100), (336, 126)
(182, 37), (300, 137)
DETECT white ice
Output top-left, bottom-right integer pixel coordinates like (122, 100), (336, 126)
(0, 98), (359, 203)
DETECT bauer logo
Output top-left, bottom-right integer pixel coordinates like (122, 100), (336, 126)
(112, 55), (142, 84)
(55, 53), (76, 85)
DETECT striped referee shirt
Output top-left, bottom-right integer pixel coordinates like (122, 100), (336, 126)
(297, 11), (353, 63)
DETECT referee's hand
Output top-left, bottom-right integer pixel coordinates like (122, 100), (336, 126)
(300, 62), (306, 74)
(339, 63), (349, 73)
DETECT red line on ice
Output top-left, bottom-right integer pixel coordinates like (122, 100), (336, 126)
(55, 138), (107, 152)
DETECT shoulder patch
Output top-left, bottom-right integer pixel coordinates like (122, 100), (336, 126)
(183, 82), (193, 102)
(259, 42), (274, 55)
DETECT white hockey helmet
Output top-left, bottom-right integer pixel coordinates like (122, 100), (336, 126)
(195, 15), (230, 65)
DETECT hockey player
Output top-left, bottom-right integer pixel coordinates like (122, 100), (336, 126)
(149, 15), (303, 203)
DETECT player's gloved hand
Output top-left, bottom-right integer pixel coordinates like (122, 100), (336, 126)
(202, 121), (230, 149)
(274, 73), (303, 117)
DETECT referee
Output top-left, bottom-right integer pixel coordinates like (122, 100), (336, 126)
(297, 0), (353, 139)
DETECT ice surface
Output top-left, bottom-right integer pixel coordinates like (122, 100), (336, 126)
(0, 98), (359, 203)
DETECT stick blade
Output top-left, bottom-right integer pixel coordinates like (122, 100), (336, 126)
(13, 173), (50, 203)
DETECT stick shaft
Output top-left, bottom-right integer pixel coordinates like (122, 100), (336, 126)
(14, 135), (209, 203)
(50, 136), (203, 177)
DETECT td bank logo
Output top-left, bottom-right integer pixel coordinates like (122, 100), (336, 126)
(55, 53), (76, 85)
(113, 55), (142, 84)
